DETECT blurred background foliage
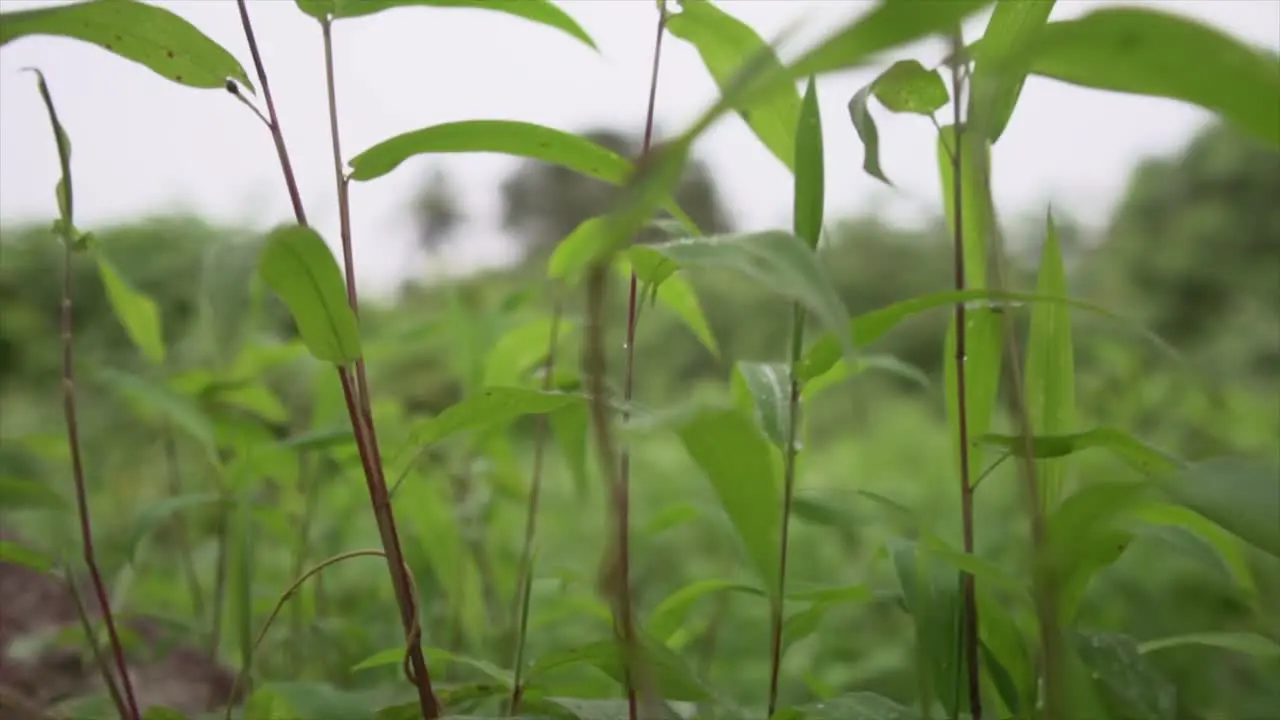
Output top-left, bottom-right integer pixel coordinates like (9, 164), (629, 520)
(1, 121), (1278, 716)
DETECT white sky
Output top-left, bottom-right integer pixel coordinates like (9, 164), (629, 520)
(1, 0), (1277, 295)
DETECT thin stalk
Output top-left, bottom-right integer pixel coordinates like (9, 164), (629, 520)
(767, 302), (808, 716)
(162, 427), (204, 619)
(947, 47), (984, 720)
(209, 501), (229, 659)
(606, 9), (667, 718)
(65, 571), (126, 720)
(584, 266), (658, 720)
(507, 304), (563, 716)
(235, 3), (440, 715)
(59, 238), (141, 720)
(290, 450), (317, 671)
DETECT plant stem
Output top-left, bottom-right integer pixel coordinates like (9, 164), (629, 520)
(604, 9), (668, 717)
(507, 303), (562, 715)
(947, 42), (983, 720)
(59, 239), (141, 720)
(162, 427), (205, 619)
(584, 266), (658, 720)
(768, 303), (807, 716)
(235, 3), (440, 715)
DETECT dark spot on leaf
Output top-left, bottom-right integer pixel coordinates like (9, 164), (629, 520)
(114, 34), (123, 42)
(104, 43), (113, 51)
(166, 50), (175, 59)
(174, 75), (183, 82)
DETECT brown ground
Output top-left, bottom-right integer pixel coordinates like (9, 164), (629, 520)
(0, 529), (242, 719)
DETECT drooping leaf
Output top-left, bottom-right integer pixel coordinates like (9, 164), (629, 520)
(872, 59), (949, 115)
(675, 407), (781, 594)
(732, 361), (791, 450)
(968, 0), (1056, 142)
(1137, 632), (1280, 658)
(847, 85), (892, 186)
(666, 0), (802, 170)
(0, 0), (253, 91)
(1024, 210), (1076, 509)
(25, 68), (75, 231)
(1073, 631), (1177, 720)
(257, 224), (362, 366)
(977, 427), (1183, 477)
(95, 252), (165, 365)
(793, 75), (825, 249)
(639, 231), (852, 355)
(1154, 456), (1280, 559)
(347, 120), (699, 233)
(618, 256), (719, 357)
(1020, 8), (1280, 147)
(647, 579), (762, 643)
(799, 287), (1167, 383)
(293, 0), (595, 50)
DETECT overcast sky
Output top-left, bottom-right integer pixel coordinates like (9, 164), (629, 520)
(1, 0), (1277, 294)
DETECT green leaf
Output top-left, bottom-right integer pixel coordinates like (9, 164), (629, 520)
(937, 124), (992, 291)
(872, 59), (949, 115)
(550, 401), (591, 500)
(25, 68), (75, 229)
(1020, 8), (1280, 147)
(791, 0), (993, 79)
(548, 216), (613, 283)
(0, 539), (54, 572)
(1024, 211), (1076, 509)
(0, 475), (66, 511)
(801, 354), (930, 402)
(1155, 456), (1280, 559)
(1138, 632), (1280, 658)
(675, 407), (781, 595)
(945, 308), (1004, 481)
(1046, 481), (1149, 622)
(527, 638), (711, 701)
(847, 85), (892, 186)
(618, 255), (719, 357)
(793, 76), (824, 249)
(94, 251), (165, 365)
(126, 492), (223, 562)
(294, 0), (596, 50)
(257, 224), (362, 366)
(889, 538), (969, 717)
(93, 368), (219, 462)
(732, 361), (791, 450)
(252, 682), (387, 720)
(387, 388), (583, 483)
(642, 231), (852, 355)
(141, 707), (187, 720)
(647, 579), (762, 642)
(348, 120), (699, 233)
(969, 0), (1056, 142)
(800, 287), (1166, 383)
(0, 0), (253, 91)
(666, 0), (802, 170)
(1073, 631), (1177, 720)
(483, 316), (574, 387)
(772, 691), (920, 720)
(977, 427), (1183, 477)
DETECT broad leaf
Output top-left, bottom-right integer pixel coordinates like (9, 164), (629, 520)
(0, 540), (54, 572)
(294, 0), (596, 51)
(646, 579), (762, 643)
(0, 475), (66, 512)
(1138, 632), (1280, 658)
(527, 638), (711, 702)
(1020, 8), (1280, 147)
(1024, 211), (1076, 509)
(889, 538), (970, 718)
(872, 59), (949, 115)
(969, 0), (1056, 142)
(95, 252), (165, 365)
(348, 120), (699, 233)
(977, 427), (1182, 477)
(483, 316), (574, 387)
(667, 0), (801, 170)
(1155, 456), (1280, 559)
(93, 368), (219, 462)
(793, 75), (824, 249)
(258, 224), (362, 366)
(799, 287), (1166, 383)
(0, 0), (253, 91)
(675, 407), (781, 594)
(1074, 631), (1177, 720)
(548, 216), (612, 283)
(634, 231), (852, 355)
(801, 354), (930, 401)
(732, 361), (791, 449)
